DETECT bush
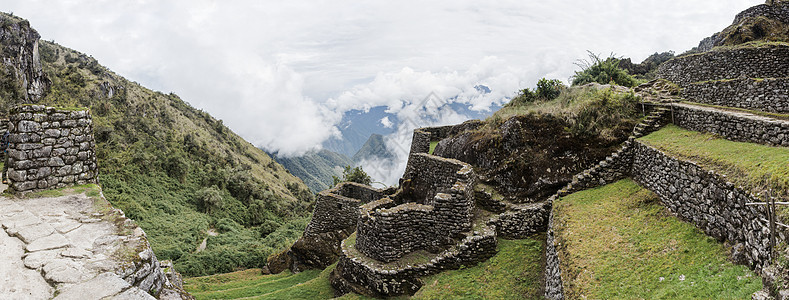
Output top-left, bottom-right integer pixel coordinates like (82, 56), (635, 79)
(507, 78), (566, 107)
(197, 186), (224, 214)
(571, 51), (637, 87)
(332, 165), (372, 186)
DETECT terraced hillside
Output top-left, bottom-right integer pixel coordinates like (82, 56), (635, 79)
(553, 179), (763, 299)
(184, 237), (545, 299)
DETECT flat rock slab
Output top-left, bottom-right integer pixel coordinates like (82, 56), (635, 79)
(26, 233), (70, 252)
(0, 193), (171, 299)
(53, 272), (130, 300)
(0, 227), (53, 299)
(16, 222), (55, 243)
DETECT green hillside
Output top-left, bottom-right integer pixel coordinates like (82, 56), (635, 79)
(275, 149), (353, 192)
(0, 12), (315, 276)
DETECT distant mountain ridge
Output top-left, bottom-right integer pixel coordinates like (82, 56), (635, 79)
(352, 133), (393, 163)
(274, 149), (353, 192)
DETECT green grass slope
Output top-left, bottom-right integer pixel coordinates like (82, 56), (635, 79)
(553, 179), (762, 299)
(274, 149), (353, 193)
(184, 237), (545, 299)
(638, 124), (789, 200)
(0, 19), (316, 276)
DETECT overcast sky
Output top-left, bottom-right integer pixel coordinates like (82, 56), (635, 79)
(4, 0), (761, 157)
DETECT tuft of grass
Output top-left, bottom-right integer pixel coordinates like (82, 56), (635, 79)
(639, 124), (789, 199)
(554, 179), (762, 299)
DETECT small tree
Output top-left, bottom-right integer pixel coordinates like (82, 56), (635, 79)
(332, 165), (372, 186)
(197, 186), (224, 214)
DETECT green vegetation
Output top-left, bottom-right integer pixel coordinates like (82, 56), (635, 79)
(554, 179), (762, 299)
(29, 39), (315, 276)
(411, 237), (544, 299)
(185, 236), (545, 299)
(428, 141), (438, 155)
(571, 51), (638, 87)
(332, 165), (372, 186)
(639, 125), (789, 200)
(274, 149), (353, 192)
(495, 85), (640, 140)
(506, 78), (565, 107)
(617, 51), (675, 80)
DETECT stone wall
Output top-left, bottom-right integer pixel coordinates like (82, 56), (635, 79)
(656, 45), (789, 87)
(733, 2), (789, 24)
(544, 213), (564, 300)
(304, 182), (383, 235)
(681, 78), (789, 113)
(671, 103), (789, 147)
(631, 141), (774, 269)
(408, 120), (483, 155)
(6, 105), (98, 193)
(356, 153), (475, 263)
(332, 223), (497, 297)
(270, 182), (384, 273)
(492, 201), (550, 239)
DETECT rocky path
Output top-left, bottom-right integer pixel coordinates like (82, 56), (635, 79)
(0, 189), (167, 299)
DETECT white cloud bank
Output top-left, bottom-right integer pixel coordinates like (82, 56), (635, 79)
(4, 0), (761, 160)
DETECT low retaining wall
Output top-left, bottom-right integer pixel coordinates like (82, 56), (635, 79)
(6, 105), (98, 193)
(631, 141), (773, 269)
(544, 212), (564, 300)
(671, 103), (789, 147)
(656, 46), (789, 87)
(332, 224), (497, 297)
(681, 78), (789, 113)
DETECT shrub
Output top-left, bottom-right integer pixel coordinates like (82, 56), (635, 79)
(507, 78), (566, 107)
(332, 165), (372, 186)
(197, 186), (224, 214)
(571, 51), (637, 87)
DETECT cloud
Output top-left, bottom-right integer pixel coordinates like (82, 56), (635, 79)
(380, 117), (393, 128)
(4, 0), (762, 158)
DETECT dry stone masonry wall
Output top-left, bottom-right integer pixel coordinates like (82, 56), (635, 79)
(6, 105), (98, 193)
(304, 182), (383, 236)
(408, 120), (483, 155)
(356, 153), (475, 263)
(631, 141), (774, 269)
(656, 45), (789, 87)
(671, 103), (789, 147)
(681, 78), (789, 113)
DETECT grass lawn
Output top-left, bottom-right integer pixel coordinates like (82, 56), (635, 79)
(184, 236), (545, 299)
(554, 179), (762, 299)
(638, 124), (789, 199)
